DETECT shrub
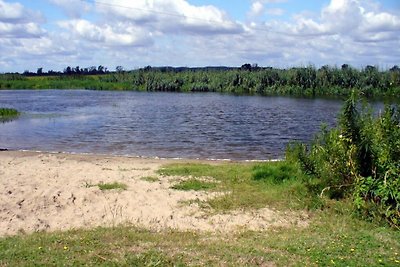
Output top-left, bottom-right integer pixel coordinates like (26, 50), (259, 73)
(0, 108), (20, 123)
(0, 108), (19, 117)
(287, 92), (400, 227)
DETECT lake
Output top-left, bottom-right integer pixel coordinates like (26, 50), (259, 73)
(0, 90), (343, 160)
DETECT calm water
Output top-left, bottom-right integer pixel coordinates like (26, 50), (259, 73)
(0, 90), (343, 160)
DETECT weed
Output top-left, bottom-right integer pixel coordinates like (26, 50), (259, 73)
(97, 182), (127, 191)
(83, 181), (96, 188)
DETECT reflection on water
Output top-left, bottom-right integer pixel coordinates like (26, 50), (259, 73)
(0, 90), (343, 160)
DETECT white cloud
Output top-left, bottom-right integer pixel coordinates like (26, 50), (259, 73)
(0, 0), (43, 23)
(266, 8), (284, 16)
(48, 0), (91, 18)
(0, 0), (45, 39)
(362, 11), (400, 32)
(265, 0), (400, 40)
(58, 19), (153, 47)
(248, 2), (264, 17)
(1, 0), (399, 72)
(0, 22), (44, 38)
(320, 0), (363, 34)
(95, 0), (243, 35)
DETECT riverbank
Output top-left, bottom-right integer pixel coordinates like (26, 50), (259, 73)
(0, 151), (305, 236)
(1, 151), (399, 266)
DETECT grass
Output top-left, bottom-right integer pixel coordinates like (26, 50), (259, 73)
(171, 179), (217, 191)
(97, 182), (127, 191)
(0, 161), (399, 266)
(0, 108), (20, 122)
(0, 207), (398, 266)
(158, 161), (318, 211)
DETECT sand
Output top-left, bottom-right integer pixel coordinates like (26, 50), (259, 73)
(0, 151), (308, 236)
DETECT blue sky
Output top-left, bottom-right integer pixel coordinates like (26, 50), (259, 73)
(0, 0), (399, 72)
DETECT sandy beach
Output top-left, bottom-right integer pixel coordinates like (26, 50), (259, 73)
(0, 151), (308, 236)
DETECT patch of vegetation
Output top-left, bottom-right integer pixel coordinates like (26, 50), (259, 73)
(171, 179), (217, 191)
(0, 205), (398, 266)
(2, 64), (400, 98)
(124, 250), (185, 266)
(140, 176), (160, 182)
(252, 161), (300, 183)
(0, 108), (19, 117)
(0, 108), (20, 122)
(287, 92), (400, 227)
(158, 162), (316, 211)
(97, 182), (127, 191)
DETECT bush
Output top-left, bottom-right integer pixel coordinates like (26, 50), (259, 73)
(0, 108), (20, 123)
(287, 92), (400, 227)
(0, 108), (19, 117)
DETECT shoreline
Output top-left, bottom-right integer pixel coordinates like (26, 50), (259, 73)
(0, 150), (302, 237)
(0, 148), (282, 163)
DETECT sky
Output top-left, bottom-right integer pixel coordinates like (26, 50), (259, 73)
(0, 0), (399, 72)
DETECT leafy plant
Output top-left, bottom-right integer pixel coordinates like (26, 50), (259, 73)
(287, 92), (400, 227)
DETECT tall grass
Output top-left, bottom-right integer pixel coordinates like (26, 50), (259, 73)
(2, 65), (400, 98)
(287, 92), (400, 227)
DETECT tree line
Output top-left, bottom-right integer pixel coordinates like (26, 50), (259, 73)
(20, 65), (112, 76)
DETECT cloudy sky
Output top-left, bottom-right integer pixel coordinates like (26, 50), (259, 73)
(0, 0), (399, 72)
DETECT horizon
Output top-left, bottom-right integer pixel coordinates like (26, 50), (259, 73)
(1, 0), (400, 73)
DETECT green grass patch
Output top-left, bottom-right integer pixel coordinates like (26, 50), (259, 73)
(252, 161), (300, 183)
(140, 176), (160, 182)
(97, 182), (127, 191)
(171, 179), (217, 191)
(158, 161), (318, 211)
(0, 205), (398, 266)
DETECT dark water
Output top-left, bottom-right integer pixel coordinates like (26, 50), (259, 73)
(0, 90), (343, 160)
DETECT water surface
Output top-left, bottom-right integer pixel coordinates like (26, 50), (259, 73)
(0, 90), (343, 160)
